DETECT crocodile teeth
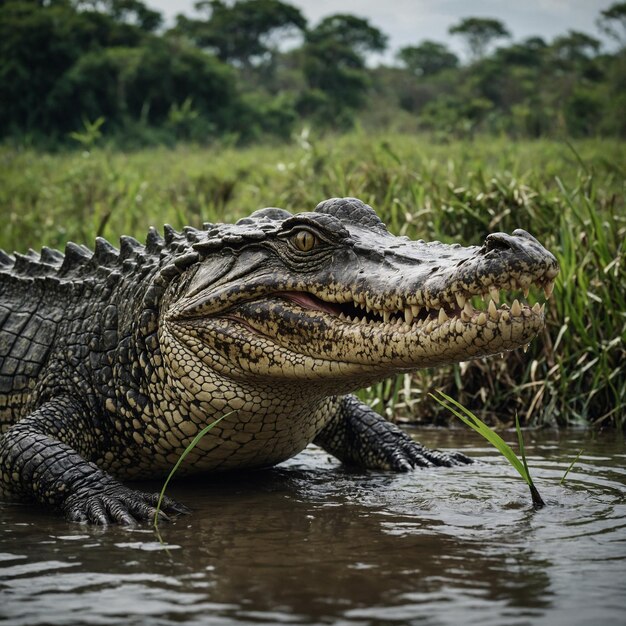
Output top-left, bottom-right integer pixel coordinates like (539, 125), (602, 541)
(411, 305), (421, 317)
(511, 299), (522, 317)
(523, 343), (530, 353)
(489, 286), (500, 303)
(544, 281), (554, 299)
(460, 303), (471, 321)
(477, 312), (487, 325)
(404, 307), (414, 324)
(488, 299), (498, 320)
(455, 293), (466, 308)
(383, 310), (390, 323)
(438, 308), (448, 324)
(519, 275), (531, 297)
(501, 310), (510, 322)
(532, 302), (541, 314)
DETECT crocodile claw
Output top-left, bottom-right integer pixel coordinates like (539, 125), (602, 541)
(64, 483), (189, 526)
(384, 436), (473, 471)
(315, 395), (473, 472)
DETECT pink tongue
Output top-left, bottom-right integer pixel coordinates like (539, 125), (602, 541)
(280, 292), (340, 316)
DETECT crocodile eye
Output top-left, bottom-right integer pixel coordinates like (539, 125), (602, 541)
(292, 230), (318, 252)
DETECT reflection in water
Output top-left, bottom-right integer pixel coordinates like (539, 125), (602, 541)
(0, 429), (624, 626)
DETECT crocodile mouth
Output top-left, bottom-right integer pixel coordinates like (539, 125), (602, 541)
(174, 250), (558, 371)
(199, 271), (556, 370)
(272, 275), (555, 346)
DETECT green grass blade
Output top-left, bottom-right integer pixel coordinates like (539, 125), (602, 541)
(560, 448), (585, 485)
(515, 413), (545, 507)
(431, 390), (545, 507)
(154, 411), (234, 532)
(515, 413), (532, 484)
(430, 391), (528, 480)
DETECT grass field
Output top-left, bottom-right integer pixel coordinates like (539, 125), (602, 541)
(1, 133), (624, 427)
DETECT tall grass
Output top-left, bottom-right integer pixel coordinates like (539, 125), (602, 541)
(1, 133), (623, 427)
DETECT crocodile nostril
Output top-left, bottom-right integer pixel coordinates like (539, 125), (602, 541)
(485, 233), (515, 251)
(512, 229), (540, 245)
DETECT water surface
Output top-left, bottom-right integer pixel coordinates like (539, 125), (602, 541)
(1, 428), (625, 626)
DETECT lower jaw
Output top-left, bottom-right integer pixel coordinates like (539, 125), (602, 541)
(207, 312), (543, 369)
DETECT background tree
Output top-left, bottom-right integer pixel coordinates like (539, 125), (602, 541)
(0, 1), (623, 143)
(597, 2), (626, 47)
(551, 30), (601, 64)
(0, 0), (155, 136)
(397, 41), (458, 76)
(305, 13), (387, 56)
(449, 17), (510, 62)
(595, 2), (626, 136)
(173, 0), (306, 69)
(495, 36), (547, 67)
(300, 14), (387, 126)
(74, 0), (162, 32)
(0, 0), (244, 143)
(59, 39), (238, 134)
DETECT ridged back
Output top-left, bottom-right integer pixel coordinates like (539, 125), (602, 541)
(0, 225), (204, 428)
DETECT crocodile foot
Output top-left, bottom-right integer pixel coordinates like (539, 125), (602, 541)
(387, 438), (473, 471)
(64, 482), (189, 526)
(315, 395), (473, 472)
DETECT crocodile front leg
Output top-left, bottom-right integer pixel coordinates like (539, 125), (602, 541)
(0, 396), (187, 524)
(314, 394), (472, 471)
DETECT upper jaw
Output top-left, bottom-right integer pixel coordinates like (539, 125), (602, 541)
(280, 229), (559, 331)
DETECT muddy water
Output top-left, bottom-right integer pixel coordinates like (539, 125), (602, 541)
(1, 428), (625, 626)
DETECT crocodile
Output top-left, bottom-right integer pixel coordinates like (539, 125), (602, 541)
(0, 197), (558, 524)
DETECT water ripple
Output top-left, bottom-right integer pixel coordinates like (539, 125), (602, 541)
(1, 429), (624, 626)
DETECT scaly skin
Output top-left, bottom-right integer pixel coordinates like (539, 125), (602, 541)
(0, 197), (558, 524)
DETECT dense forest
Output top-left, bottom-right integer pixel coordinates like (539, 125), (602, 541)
(1, 0), (625, 147)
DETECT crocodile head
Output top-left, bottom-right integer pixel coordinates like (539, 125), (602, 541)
(158, 197), (558, 392)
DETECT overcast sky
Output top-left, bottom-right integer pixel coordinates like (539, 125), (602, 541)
(146, 0), (616, 62)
